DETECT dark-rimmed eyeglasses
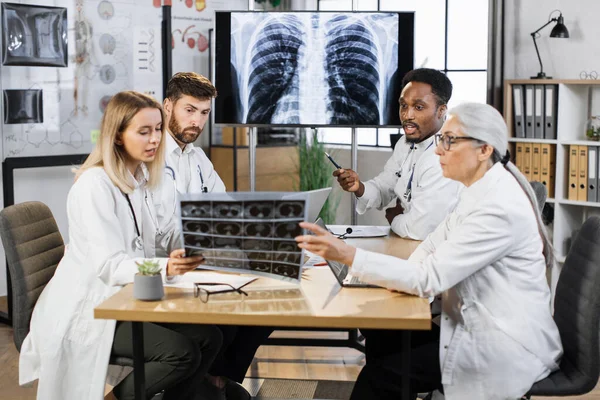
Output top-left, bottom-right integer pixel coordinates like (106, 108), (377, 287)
(434, 133), (481, 151)
(193, 283), (249, 303)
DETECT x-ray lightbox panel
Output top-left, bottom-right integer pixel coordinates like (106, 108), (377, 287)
(1, 3), (68, 67)
(215, 11), (414, 128)
(3, 89), (44, 124)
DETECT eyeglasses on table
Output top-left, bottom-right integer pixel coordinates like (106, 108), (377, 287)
(193, 282), (249, 303)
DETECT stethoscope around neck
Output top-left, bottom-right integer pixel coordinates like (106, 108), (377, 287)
(161, 163), (208, 231)
(123, 193), (144, 251)
(124, 187), (174, 250)
(165, 164), (208, 193)
(394, 140), (434, 202)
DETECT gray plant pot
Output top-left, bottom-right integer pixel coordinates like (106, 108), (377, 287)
(133, 274), (164, 301)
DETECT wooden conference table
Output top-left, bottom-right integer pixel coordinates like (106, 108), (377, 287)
(94, 228), (430, 400)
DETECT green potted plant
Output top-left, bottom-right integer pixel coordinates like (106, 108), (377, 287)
(297, 129), (339, 224)
(133, 259), (164, 301)
(255, 0), (282, 7)
(586, 116), (600, 141)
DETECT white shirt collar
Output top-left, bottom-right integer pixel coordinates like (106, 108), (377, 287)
(403, 133), (436, 152)
(414, 134), (436, 150)
(165, 131), (194, 156)
(127, 162), (150, 189)
(460, 162), (505, 203)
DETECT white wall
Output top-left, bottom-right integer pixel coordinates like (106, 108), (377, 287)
(0, 166), (75, 297)
(504, 0), (600, 80)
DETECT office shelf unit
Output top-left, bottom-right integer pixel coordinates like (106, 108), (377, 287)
(505, 79), (600, 292)
(210, 127), (300, 192)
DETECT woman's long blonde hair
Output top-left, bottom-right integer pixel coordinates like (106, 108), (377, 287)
(76, 91), (166, 193)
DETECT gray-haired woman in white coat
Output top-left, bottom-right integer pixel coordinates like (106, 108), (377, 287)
(296, 102), (563, 400)
(18, 91), (222, 400)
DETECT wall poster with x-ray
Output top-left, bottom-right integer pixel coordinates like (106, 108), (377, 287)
(179, 192), (307, 283)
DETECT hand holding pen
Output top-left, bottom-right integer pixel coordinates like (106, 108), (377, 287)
(326, 152), (365, 196)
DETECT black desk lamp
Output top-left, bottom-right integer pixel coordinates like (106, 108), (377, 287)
(531, 10), (569, 79)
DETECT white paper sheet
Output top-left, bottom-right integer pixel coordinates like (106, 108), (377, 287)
(164, 271), (257, 291)
(328, 225), (389, 238)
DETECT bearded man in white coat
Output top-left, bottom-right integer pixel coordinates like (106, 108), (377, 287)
(153, 72), (226, 254)
(154, 72), (267, 400)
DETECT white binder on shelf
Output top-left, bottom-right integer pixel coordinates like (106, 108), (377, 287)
(534, 85), (544, 139)
(588, 146), (598, 202)
(525, 85), (535, 138)
(513, 85), (526, 138)
(544, 84), (558, 140)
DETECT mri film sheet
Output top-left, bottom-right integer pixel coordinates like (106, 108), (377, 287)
(3, 89), (43, 124)
(1, 3), (68, 67)
(181, 196), (306, 282)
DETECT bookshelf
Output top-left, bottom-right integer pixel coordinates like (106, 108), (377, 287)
(505, 79), (600, 293)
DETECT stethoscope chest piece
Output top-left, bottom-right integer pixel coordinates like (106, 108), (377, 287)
(133, 236), (144, 251)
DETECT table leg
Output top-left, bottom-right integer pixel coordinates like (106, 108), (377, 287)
(132, 322), (145, 400)
(401, 330), (412, 400)
(348, 329), (366, 353)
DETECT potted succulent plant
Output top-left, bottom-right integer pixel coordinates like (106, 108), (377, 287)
(133, 259), (164, 301)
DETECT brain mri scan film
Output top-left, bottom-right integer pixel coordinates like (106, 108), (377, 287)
(180, 194), (306, 282)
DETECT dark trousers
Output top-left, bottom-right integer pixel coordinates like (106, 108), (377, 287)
(350, 326), (442, 400)
(210, 325), (274, 383)
(111, 321), (223, 400)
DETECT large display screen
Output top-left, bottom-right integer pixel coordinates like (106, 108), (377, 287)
(215, 11), (414, 127)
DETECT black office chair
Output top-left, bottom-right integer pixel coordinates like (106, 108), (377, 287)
(526, 216), (600, 398)
(0, 201), (133, 368)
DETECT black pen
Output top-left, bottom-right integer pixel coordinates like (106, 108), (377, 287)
(324, 152), (342, 169)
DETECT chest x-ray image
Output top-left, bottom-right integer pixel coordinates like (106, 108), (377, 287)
(215, 11), (414, 127)
(179, 192), (307, 283)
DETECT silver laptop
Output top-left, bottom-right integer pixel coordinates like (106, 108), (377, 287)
(314, 218), (380, 288)
(282, 188), (332, 223)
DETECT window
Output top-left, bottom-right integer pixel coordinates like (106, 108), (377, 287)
(317, 0), (489, 147)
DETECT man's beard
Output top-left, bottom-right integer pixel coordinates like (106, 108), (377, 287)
(169, 117), (201, 144)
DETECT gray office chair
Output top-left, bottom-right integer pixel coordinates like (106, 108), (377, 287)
(530, 181), (547, 212)
(0, 201), (64, 351)
(526, 216), (600, 398)
(0, 201), (132, 367)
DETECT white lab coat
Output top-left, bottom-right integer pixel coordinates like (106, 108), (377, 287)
(19, 166), (179, 400)
(352, 163), (563, 400)
(153, 133), (226, 256)
(357, 134), (461, 240)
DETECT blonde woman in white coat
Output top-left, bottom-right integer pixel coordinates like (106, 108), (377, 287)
(295, 102), (563, 400)
(18, 91), (222, 400)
